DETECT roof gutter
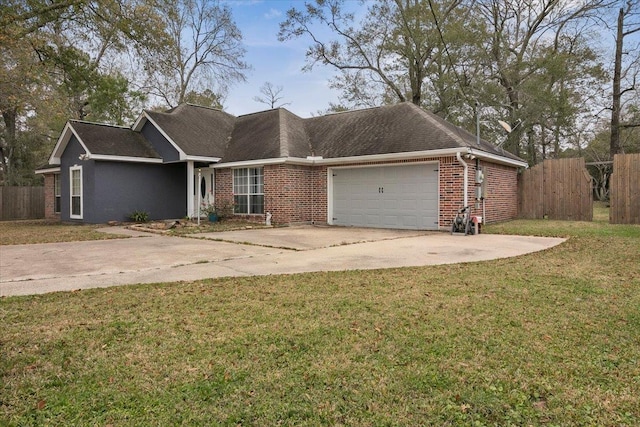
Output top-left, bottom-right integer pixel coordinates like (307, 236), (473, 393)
(35, 166), (61, 175)
(213, 147), (528, 170)
(468, 148), (528, 168)
(456, 151), (469, 209)
(214, 148), (483, 168)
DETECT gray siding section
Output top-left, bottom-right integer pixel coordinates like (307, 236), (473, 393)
(60, 135), (187, 223)
(60, 136), (91, 222)
(141, 121), (181, 162)
(92, 161), (186, 223)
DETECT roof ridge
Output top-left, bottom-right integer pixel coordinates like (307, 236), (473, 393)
(238, 106), (300, 119)
(184, 103), (233, 115)
(237, 107), (278, 119)
(318, 102), (400, 118)
(69, 119), (131, 130)
(410, 105), (469, 147)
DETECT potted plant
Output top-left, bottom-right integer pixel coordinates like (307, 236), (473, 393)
(202, 203), (218, 222)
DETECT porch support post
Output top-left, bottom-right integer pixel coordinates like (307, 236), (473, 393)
(187, 161), (195, 218)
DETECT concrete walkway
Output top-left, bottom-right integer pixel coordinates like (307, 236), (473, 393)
(0, 226), (566, 297)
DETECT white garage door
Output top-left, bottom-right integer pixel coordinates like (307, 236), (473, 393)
(331, 163), (439, 230)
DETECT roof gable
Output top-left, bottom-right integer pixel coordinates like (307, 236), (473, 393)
(70, 121), (161, 159)
(46, 102), (525, 170)
(142, 104), (235, 160)
(49, 121), (160, 164)
(221, 108), (311, 163)
(49, 122), (89, 165)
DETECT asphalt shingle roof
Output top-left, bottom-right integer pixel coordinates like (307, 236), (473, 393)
(218, 102), (521, 163)
(145, 104), (236, 158)
(51, 102), (524, 165)
(305, 103), (521, 161)
(70, 121), (160, 159)
(222, 108), (311, 163)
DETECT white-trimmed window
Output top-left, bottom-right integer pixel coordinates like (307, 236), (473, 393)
(70, 166), (83, 219)
(54, 174), (61, 214)
(233, 167), (264, 214)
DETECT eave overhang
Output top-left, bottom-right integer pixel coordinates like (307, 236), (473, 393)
(213, 148), (527, 169)
(35, 166), (61, 175)
(48, 122), (91, 165)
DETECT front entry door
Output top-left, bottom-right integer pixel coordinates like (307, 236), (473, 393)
(194, 168), (215, 217)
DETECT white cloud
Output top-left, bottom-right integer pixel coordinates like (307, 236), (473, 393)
(264, 8), (282, 19)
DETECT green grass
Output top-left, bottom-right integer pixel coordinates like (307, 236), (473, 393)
(2, 212), (639, 426)
(0, 220), (125, 245)
(0, 219), (265, 245)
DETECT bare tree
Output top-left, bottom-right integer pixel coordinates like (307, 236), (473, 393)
(278, 0), (470, 109)
(253, 82), (290, 109)
(142, 0), (249, 107)
(610, 0), (640, 157)
(477, 0), (608, 158)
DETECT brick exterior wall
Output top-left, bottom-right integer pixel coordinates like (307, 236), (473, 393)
(480, 161), (519, 223)
(214, 168), (234, 215)
(44, 158), (519, 227)
(438, 157), (465, 228)
(264, 164), (327, 225)
(214, 164), (328, 225)
(43, 173), (60, 220)
(215, 156), (520, 228)
(438, 158), (519, 226)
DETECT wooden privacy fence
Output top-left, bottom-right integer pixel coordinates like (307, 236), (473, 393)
(0, 186), (45, 220)
(610, 153), (640, 224)
(518, 158), (593, 221)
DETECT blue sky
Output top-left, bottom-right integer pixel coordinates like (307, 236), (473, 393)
(221, 1), (638, 118)
(223, 0), (352, 117)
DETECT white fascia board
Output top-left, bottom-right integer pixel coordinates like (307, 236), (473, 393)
(89, 154), (163, 163)
(212, 157), (312, 169)
(131, 112), (147, 131)
(214, 151), (462, 169)
(313, 148), (466, 165)
(49, 122), (92, 165)
(212, 158), (284, 169)
(212, 148), (527, 169)
(138, 112), (188, 160)
(185, 156), (221, 163)
(468, 149), (528, 168)
(35, 167), (61, 175)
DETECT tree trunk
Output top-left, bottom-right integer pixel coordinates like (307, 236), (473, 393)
(610, 6), (624, 158)
(1, 107), (18, 185)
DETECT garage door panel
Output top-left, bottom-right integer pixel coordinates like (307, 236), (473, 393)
(332, 164), (439, 230)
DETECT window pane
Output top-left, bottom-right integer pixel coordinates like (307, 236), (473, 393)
(250, 195), (264, 214)
(250, 176), (259, 194)
(233, 169), (248, 194)
(71, 196), (81, 216)
(54, 174), (61, 213)
(54, 174), (61, 195)
(70, 168), (82, 217)
(234, 195), (247, 214)
(233, 167), (264, 215)
(71, 170), (81, 196)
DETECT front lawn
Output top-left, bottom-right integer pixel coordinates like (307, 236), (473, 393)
(1, 213), (639, 426)
(0, 219), (266, 245)
(0, 220), (124, 245)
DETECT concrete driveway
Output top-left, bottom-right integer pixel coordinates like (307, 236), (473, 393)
(0, 226), (566, 297)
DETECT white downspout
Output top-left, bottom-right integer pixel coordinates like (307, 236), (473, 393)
(456, 151), (468, 208)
